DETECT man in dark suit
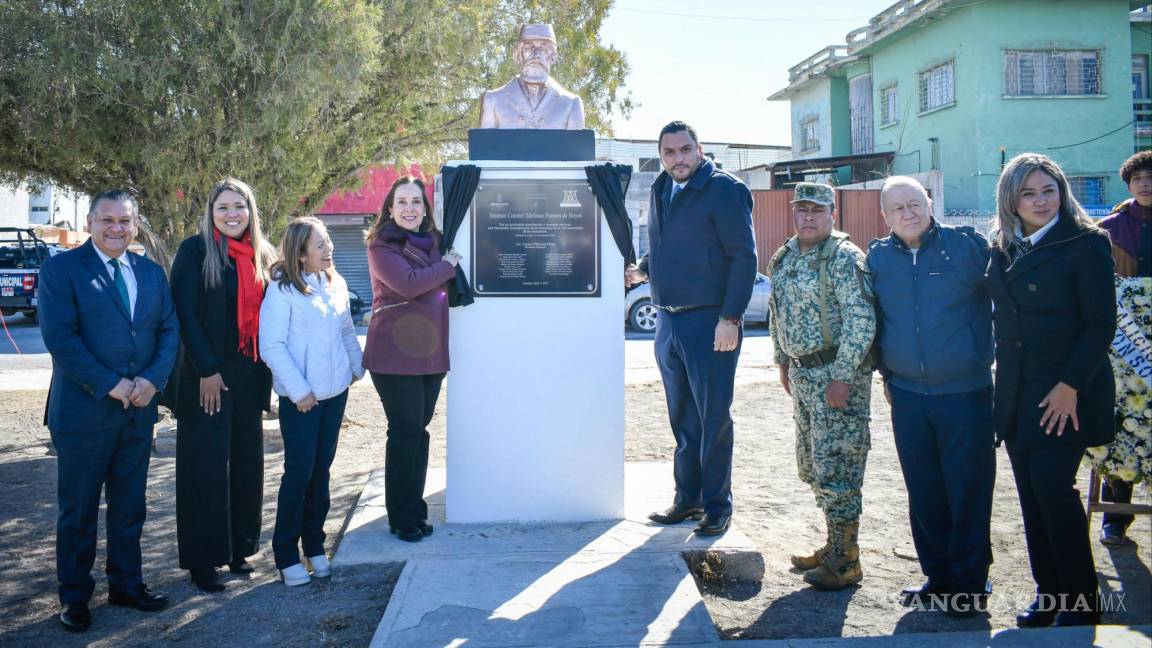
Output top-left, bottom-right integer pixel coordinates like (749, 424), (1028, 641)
(38, 190), (179, 632)
(625, 121), (757, 536)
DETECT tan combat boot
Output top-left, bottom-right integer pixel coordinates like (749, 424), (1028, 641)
(790, 521), (831, 570)
(803, 520), (862, 590)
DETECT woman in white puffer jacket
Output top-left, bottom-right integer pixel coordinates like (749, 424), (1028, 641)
(259, 217), (364, 587)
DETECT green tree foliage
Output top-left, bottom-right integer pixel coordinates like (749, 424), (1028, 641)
(0, 0), (631, 260)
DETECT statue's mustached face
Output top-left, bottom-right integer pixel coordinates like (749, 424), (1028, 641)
(521, 59), (550, 83)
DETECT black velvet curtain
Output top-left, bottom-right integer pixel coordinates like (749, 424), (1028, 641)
(439, 164), (480, 307)
(584, 163), (636, 266)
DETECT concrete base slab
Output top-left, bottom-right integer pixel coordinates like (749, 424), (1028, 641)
(334, 462), (759, 647)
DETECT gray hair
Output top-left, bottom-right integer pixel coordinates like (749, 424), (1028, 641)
(993, 153), (1097, 254)
(88, 190), (139, 220)
(198, 178), (276, 289)
(879, 176), (929, 212)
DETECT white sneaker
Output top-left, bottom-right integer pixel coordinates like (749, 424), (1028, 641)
(307, 554), (331, 578)
(280, 563), (311, 587)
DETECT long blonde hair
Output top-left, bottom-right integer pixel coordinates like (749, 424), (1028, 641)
(993, 153), (1099, 254)
(199, 178), (276, 288)
(271, 217), (334, 295)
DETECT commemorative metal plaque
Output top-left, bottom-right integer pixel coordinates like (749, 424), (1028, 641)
(471, 179), (600, 297)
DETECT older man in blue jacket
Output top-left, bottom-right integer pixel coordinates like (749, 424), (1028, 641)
(39, 190), (179, 632)
(867, 176), (995, 617)
(626, 121), (756, 536)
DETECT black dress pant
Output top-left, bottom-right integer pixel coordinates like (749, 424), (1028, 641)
(53, 419), (152, 604)
(1101, 478), (1135, 531)
(654, 307), (739, 518)
(1007, 440), (1100, 610)
(176, 369), (266, 569)
(370, 372), (444, 529)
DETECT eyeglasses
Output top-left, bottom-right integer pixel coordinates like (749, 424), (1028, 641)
(520, 42), (554, 57)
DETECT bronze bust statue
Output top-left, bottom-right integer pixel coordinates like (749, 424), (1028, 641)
(479, 23), (586, 130)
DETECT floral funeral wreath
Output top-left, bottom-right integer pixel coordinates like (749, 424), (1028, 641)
(1088, 276), (1152, 486)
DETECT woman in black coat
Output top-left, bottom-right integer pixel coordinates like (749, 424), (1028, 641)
(169, 178), (276, 592)
(985, 154), (1116, 628)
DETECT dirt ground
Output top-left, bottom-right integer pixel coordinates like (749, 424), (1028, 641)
(0, 341), (1149, 646)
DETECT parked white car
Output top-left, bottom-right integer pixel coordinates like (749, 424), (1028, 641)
(624, 273), (772, 332)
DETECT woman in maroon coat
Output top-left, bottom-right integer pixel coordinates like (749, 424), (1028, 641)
(363, 177), (461, 542)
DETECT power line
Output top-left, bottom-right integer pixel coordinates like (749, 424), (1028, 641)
(999, 119), (1137, 157)
(1044, 120), (1134, 150)
(612, 6), (873, 22)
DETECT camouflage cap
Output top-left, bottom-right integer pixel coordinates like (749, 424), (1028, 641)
(790, 182), (835, 207)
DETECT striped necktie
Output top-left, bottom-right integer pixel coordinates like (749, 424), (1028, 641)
(109, 258), (131, 314)
(1010, 237), (1033, 263)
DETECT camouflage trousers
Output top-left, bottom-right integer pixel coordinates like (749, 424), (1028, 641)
(790, 365), (872, 523)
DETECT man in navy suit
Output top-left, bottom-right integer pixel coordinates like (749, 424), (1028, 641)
(626, 121), (757, 536)
(38, 190), (179, 632)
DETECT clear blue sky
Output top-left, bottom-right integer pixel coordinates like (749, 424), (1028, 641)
(599, 0), (899, 145)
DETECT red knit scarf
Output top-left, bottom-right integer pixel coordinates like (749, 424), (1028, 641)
(217, 229), (264, 361)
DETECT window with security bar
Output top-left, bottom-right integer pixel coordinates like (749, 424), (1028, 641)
(880, 85), (899, 126)
(850, 74), (874, 154)
(1068, 176), (1107, 207)
(918, 61), (955, 113)
(800, 118), (820, 152)
(1004, 50), (1101, 96)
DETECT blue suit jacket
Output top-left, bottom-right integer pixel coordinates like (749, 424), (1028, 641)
(638, 158), (757, 319)
(39, 240), (179, 433)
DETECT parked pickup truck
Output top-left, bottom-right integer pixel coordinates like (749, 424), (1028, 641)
(0, 227), (59, 321)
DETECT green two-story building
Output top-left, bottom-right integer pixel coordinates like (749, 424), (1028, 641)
(769, 0), (1150, 217)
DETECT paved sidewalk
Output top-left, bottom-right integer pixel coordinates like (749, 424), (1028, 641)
(335, 463), (762, 647)
(0, 354), (50, 391)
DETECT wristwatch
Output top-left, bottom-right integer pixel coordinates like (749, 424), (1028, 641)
(719, 316), (742, 326)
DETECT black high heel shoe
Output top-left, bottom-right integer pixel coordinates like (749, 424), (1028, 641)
(390, 521), (434, 537)
(228, 557), (254, 574)
(189, 567), (225, 593)
(393, 526), (424, 542)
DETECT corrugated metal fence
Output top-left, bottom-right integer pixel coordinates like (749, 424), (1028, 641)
(838, 189), (889, 247)
(751, 189), (885, 273)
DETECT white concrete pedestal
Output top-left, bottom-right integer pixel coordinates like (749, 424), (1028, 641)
(444, 160), (625, 523)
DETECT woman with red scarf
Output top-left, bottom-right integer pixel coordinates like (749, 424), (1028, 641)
(170, 178), (277, 592)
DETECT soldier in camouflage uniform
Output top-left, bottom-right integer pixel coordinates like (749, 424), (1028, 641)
(768, 182), (876, 590)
